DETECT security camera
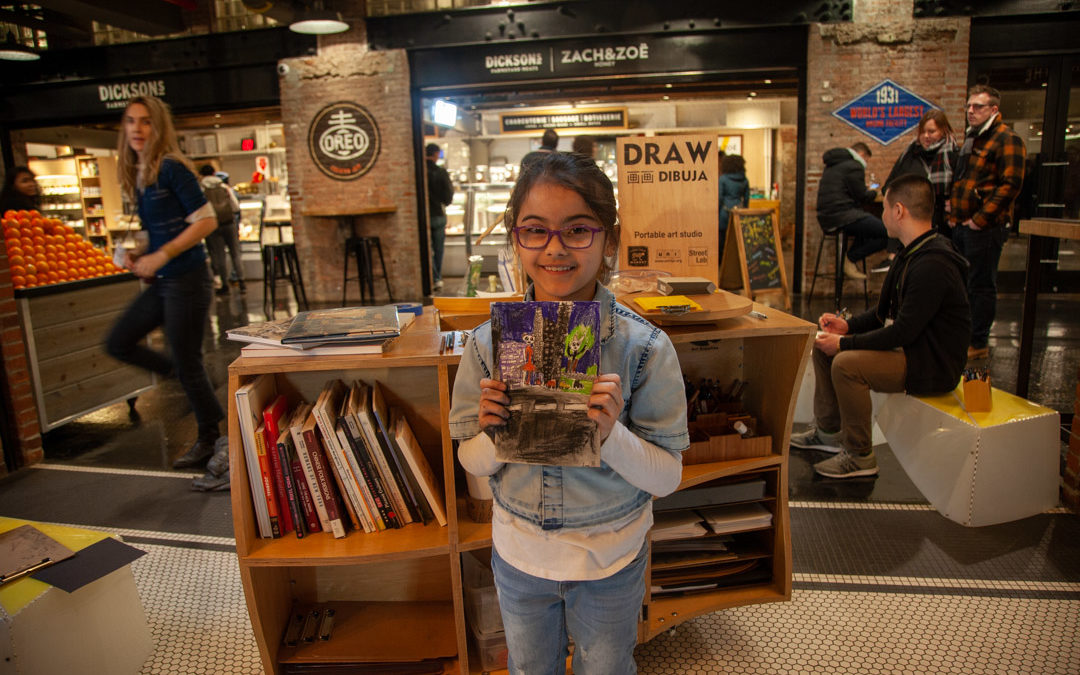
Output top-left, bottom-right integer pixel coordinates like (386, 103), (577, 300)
(277, 63), (289, 75)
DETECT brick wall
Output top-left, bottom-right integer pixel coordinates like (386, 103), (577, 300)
(279, 14), (422, 304)
(0, 244), (43, 472)
(803, 0), (969, 293)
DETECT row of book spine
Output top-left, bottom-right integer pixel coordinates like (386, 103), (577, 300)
(236, 375), (447, 539)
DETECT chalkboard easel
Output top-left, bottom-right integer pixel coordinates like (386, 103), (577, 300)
(719, 207), (791, 310)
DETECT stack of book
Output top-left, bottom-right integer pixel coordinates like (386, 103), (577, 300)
(226, 305), (401, 358)
(236, 374), (448, 539)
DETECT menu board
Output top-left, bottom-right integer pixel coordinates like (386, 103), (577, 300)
(719, 208), (790, 309)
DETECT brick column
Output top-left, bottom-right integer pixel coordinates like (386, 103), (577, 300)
(0, 245), (43, 472)
(278, 9), (422, 304)
(803, 0), (969, 293)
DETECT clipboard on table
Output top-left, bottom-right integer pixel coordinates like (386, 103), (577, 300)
(0, 525), (75, 585)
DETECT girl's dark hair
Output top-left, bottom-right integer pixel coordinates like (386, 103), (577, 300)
(720, 154), (746, 174)
(504, 151), (620, 283)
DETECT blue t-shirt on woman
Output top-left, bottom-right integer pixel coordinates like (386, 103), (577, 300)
(137, 157), (208, 278)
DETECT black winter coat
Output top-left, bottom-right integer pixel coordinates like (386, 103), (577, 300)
(839, 231), (971, 395)
(816, 147), (876, 231)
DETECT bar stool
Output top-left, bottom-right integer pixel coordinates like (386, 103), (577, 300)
(808, 229), (869, 309)
(342, 235), (394, 306)
(262, 243), (309, 318)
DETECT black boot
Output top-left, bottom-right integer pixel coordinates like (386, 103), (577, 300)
(172, 437), (217, 469)
(192, 469), (230, 492)
(205, 436), (229, 477)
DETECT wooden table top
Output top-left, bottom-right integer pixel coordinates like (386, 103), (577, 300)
(1018, 218), (1080, 240)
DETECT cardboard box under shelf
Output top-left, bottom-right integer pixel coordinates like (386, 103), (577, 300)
(683, 418), (771, 465)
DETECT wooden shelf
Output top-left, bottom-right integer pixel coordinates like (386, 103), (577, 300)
(230, 305), (813, 674)
(277, 601), (457, 665)
(243, 523), (450, 566)
(455, 497), (492, 551)
(645, 583), (786, 639)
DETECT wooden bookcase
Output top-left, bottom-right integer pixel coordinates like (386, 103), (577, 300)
(229, 305), (814, 674)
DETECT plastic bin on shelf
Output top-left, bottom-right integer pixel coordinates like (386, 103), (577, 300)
(461, 549), (504, 635)
(469, 621), (509, 672)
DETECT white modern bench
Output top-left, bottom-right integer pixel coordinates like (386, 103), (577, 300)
(876, 385), (1060, 527)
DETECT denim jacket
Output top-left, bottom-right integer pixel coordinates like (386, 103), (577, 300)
(449, 283), (689, 530)
(138, 158), (208, 278)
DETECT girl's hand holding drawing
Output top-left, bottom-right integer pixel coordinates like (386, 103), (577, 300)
(588, 373), (622, 443)
(477, 378), (510, 431)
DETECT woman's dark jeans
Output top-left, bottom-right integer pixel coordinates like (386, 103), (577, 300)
(105, 265), (224, 439)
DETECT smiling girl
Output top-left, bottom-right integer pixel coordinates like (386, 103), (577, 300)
(449, 152), (689, 674)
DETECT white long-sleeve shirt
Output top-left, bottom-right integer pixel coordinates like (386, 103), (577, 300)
(459, 421), (682, 581)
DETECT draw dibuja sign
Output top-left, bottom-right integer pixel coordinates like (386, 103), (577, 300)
(616, 134), (719, 284)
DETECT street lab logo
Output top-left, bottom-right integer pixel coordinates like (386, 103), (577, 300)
(627, 246), (649, 267)
(485, 52), (543, 75)
(307, 102), (381, 181)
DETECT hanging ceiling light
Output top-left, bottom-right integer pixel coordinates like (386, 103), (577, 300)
(0, 31), (40, 61)
(289, 1), (349, 35)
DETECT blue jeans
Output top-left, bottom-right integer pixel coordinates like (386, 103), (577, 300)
(105, 265), (224, 440)
(952, 225), (1007, 348)
(491, 542), (647, 675)
(430, 214), (447, 282)
(842, 214), (889, 263)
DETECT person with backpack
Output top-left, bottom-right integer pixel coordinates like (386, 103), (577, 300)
(198, 165), (245, 295)
(717, 153), (750, 261)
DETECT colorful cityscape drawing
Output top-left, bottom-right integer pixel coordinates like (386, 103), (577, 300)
(490, 301), (602, 466)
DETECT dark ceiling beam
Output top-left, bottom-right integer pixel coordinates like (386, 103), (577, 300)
(33, 0), (186, 36)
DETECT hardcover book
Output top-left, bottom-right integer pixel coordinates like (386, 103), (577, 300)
(262, 395), (294, 535)
(490, 300), (602, 466)
(226, 318), (294, 347)
(281, 305), (400, 346)
(343, 382), (400, 528)
(235, 374), (277, 538)
(301, 408), (348, 538)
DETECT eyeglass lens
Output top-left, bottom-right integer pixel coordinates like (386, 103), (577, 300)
(514, 226), (599, 249)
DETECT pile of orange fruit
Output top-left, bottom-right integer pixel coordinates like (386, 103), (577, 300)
(3, 209), (125, 289)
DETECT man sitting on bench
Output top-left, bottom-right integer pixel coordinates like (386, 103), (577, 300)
(792, 174), (971, 478)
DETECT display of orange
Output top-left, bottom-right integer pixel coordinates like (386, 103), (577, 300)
(8, 246), (23, 258)
(24, 274), (36, 284)
(10, 264), (24, 276)
(11, 275), (25, 287)
(20, 237), (32, 249)
(9, 255), (24, 266)
(3, 210), (15, 220)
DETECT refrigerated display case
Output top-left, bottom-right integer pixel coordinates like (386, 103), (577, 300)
(443, 182), (513, 277)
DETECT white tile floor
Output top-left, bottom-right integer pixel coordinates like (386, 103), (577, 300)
(112, 517), (1080, 675)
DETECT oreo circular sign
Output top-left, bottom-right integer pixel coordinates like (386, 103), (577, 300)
(307, 101), (381, 181)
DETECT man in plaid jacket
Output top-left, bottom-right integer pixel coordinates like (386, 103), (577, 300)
(950, 84), (1026, 361)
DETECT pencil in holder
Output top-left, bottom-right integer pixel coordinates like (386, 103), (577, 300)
(962, 374), (992, 413)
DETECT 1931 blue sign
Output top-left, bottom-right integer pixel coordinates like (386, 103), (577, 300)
(832, 80), (937, 145)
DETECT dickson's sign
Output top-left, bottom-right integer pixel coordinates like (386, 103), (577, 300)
(307, 102), (382, 181)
